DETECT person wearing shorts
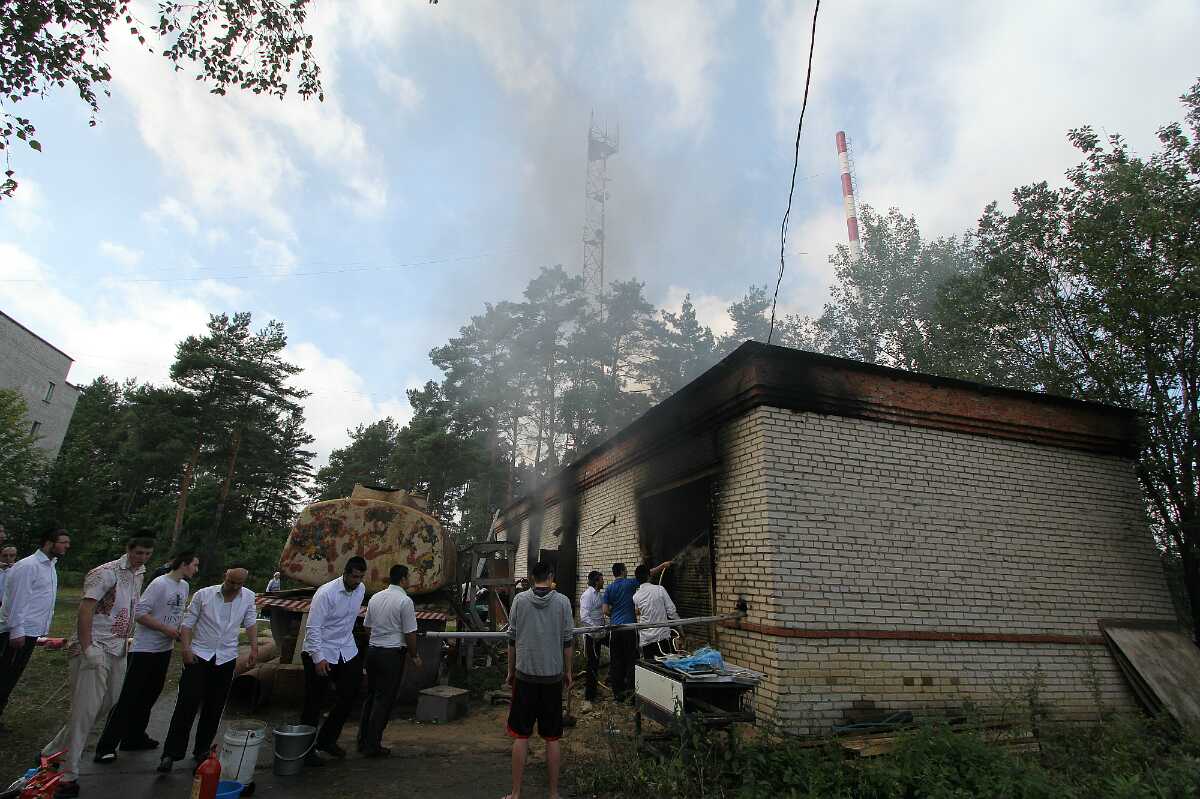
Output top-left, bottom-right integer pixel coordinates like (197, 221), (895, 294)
(505, 560), (574, 799)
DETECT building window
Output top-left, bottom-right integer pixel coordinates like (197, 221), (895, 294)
(44, 381), (55, 403)
(30, 420), (42, 437)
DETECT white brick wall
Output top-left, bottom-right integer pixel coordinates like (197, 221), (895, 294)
(502, 405), (1176, 735)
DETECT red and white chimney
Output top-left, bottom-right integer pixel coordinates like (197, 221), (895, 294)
(835, 131), (862, 261)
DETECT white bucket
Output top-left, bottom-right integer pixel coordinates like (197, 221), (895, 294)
(219, 719), (267, 785)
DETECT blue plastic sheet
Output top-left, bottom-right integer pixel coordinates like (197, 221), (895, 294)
(662, 646), (726, 674)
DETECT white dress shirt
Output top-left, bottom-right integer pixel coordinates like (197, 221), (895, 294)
(0, 550), (59, 638)
(266, 576), (281, 593)
(633, 582), (679, 647)
(579, 586), (604, 631)
(364, 585), (418, 649)
(183, 585), (257, 666)
(303, 577), (365, 664)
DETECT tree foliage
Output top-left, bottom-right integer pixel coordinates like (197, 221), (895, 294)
(0, 0), (323, 197)
(0, 388), (42, 526)
(28, 313), (312, 582)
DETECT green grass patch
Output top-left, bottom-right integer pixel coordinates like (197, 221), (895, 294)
(572, 714), (1200, 799)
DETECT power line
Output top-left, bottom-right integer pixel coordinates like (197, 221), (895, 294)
(768, 0), (820, 346)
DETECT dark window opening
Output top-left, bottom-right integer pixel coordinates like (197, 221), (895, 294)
(638, 474), (717, 646)
(30, 420), (42, 437)
(44, 381), (55, 403)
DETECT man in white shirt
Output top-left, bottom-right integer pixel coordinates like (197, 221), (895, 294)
(42, 534), (154, 798)
(266, 572), (281, 593)
(0, 544), (18, 607)
(578, 570), (606, 702)
(95, 550), (198, 761)
(0, 525), (70, 722)
(357, 564), (422, 757)
(632, 563), (679, 661)
(158, 565), (258, 772)
(302, 556), (367, 765)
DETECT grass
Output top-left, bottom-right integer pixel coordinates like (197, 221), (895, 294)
(0, 587), (184, 783)
(571, 712), (1200, 799)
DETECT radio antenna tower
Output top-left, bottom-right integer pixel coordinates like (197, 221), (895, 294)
(582, 112), (619, 304)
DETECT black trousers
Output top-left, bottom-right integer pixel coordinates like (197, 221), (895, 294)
(301, 651), (363, 749)
(357, 646), (407, 752)
(163, 655), (236, 760)
(609, 629), (638, 700)
(0, 632), (37, 720)
(584, 635), (605, 701)
(96, 650), (172, 754)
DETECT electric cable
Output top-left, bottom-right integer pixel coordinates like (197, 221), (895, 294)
(768, 0), (821, 345)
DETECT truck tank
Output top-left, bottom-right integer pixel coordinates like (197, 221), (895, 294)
(278, 484), (456, 593)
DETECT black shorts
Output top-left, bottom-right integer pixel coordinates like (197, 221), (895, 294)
(506, 678), (563, 741)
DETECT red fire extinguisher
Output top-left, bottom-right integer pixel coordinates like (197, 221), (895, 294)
(191, 747), (222, 799)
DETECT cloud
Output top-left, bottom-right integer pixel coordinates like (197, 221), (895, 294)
(250, 234), (299, 277)
(286, 341), (413, 466)
(108, 1), (388, 233)
(765, 0), (1200, 266)
(0, 241), (408, 470)
(98, 240), (143, 268)
(375, 66), (423, 112)
(143, 196), (200, 236)
(0, 178), (48, 236)
(661, 284), (735, 338)
(625, 0), (735, 133)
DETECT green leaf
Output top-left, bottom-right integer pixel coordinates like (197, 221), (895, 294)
(29, 140), (42, 152)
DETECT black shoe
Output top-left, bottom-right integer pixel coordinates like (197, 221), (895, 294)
(156, 756), (173, 773)
(93, 751), (116, 764)
(56, 781), (81, 798)
(317, 743), (346, 759)
(121, 737), (159, 751)
(303, 752), (326, 768)
(363, 747), (391, 759)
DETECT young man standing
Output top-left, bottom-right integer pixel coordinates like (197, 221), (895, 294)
(301, 556), (367, 766)
(358, 564), (421, 758)
(578, 570), (605, 703)
(158, 566), (257, 772)
(0, 543), (18, 609)
(601, 562), (638, 702)
(0, 525), (70, 722)
(95, 550), (199, 761)
(42, 535), (154, 798)
(505, 561), (574, 799)
(266, 572), (281, 593)
(633, 563), (680, 660)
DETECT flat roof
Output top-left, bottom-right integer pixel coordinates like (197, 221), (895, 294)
(0, 309), (74, 362)
(500, 341), (1139, 521)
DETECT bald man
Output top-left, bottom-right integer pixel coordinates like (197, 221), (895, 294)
(158, 567), (258, 772)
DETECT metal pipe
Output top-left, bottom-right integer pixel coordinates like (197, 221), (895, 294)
(420, 612), (746, 640)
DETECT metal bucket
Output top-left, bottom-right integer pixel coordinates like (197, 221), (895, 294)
(271, 724), (316, 777)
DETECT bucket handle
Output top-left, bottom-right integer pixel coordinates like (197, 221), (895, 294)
(273, 737), (317, 762)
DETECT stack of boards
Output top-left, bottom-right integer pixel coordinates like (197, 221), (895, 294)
(1100, 619), (1200, 726)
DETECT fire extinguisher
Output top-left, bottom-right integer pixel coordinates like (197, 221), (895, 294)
(191, 747), (222, 799)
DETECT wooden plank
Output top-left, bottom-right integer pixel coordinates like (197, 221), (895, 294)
(1101, 621), (1200, 726)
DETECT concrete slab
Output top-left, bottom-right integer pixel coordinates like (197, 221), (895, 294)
(415, 686), (470, 723)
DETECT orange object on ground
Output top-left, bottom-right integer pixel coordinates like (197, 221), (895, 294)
(190, 748), (222, 799)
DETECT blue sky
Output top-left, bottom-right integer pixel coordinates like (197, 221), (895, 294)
(2, 0), (1198, 466)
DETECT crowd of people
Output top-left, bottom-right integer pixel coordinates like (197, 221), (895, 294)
(0, 520), (683, 799)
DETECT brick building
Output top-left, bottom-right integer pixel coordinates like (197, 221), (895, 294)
(0, 310), (81, 461)
(496, 341), (1177, 735)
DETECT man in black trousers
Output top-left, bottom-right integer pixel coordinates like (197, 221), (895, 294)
(301, 556), (367, 766)
(357, 564), (422, 757)
(158, 566), (258, 772)
(95, 550), (198, 761)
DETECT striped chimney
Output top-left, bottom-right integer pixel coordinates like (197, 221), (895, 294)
(836, 131), (862, 261)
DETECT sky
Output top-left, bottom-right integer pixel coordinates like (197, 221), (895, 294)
(1, 0), (1197, 468)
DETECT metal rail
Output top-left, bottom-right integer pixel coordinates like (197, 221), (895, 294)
(420, 612), (746, 640)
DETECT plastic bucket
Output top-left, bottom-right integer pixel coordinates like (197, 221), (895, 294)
(272, 724), (316, 776)
(215, 780), (244, 799)
(219, 720), (267, 785)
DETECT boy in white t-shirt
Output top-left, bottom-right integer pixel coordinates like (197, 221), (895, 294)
(94, 551), (199, 762)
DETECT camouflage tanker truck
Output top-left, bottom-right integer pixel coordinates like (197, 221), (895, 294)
(238, 484), (513, 708)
